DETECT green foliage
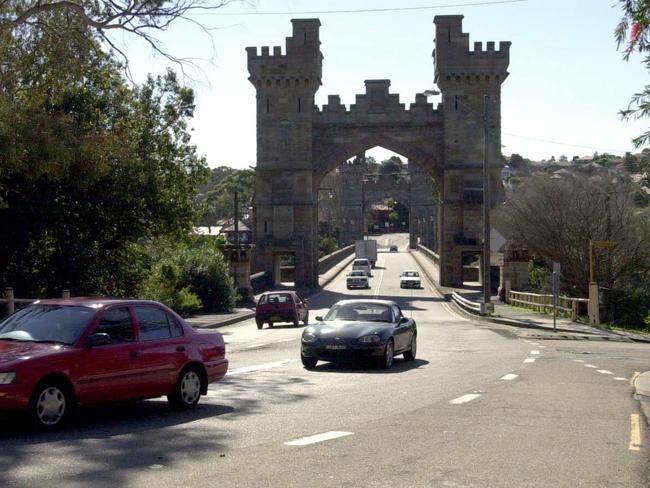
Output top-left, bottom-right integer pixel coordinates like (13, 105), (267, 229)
(379, 156), (405, 175)
(610, 285), (650, 329)
(318, 236), (339, 258)
(0, 19), (208, 298)
(140, 238), (235, 314)
(198, 168), (255, 225)
(528, 260), (551, 293)
(616, 1), (650, 147)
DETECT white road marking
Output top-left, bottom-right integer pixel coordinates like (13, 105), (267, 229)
(614, 377), (628, 381)
(530, 342), (539, 346)
(228, 359), (298, 376)
(538, 345), (547, 348)
(450, 394), (481, 404)
(275, 338), (295, 343)
(244, 344), (264, 349)
(630, 414), (642, 451)
(530, 350), (540, 355)
(285, 431), (353, 446)
(573, 359), (585, 363)
(524, 358), (536, 363)
(584, 364), (598, 368)
(373, 264), (385, 298)
(631, 371), (641, 386)
(500, 374), (519, 381)
(597, 370), (613, 375)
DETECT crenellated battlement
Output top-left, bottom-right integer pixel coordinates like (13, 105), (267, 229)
(433, 15), (510, 84)
(247, 18), (323, 87)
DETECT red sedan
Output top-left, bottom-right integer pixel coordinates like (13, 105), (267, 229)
(0, 298), (228, 429)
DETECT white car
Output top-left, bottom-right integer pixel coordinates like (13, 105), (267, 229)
(400, 270), (421, 289)
(346, 270), (370, 289)
(352, 258), (372, 277)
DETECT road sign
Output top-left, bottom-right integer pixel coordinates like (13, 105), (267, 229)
(592, 240), (616, 247)
(553, 262), (561, 274)
(490, 228), (507, 252)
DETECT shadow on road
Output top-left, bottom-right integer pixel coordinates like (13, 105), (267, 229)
(307, 358), (429, 374)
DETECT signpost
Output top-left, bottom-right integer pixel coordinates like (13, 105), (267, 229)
(552, 262), (560, 331)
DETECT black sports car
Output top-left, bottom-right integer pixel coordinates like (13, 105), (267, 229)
(300, 299), (417, 369)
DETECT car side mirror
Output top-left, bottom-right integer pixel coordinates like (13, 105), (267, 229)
(398, 317), (408, 326)
(315, 316), (323, 321)
(85, 332), (110, 348)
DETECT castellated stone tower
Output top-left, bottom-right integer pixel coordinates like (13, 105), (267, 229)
(247, 19), (323, 286)
(433, 15), (510, 286)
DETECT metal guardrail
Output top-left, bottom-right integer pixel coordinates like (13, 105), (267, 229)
(416, 244), (440, 266)
(451, 291), (486, 315)
(508, 290), (589, 321)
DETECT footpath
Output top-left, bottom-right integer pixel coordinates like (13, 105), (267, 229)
(409, 247), (650, 424)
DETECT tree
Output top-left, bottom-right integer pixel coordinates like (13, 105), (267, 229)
(0, 17), (208, 297)
(0, 0), (236, 74)
(380, 156), (404, 175)
(495, 174), (650, 299)
(203, 168), (255, 224)
(616, 0), (650, 147)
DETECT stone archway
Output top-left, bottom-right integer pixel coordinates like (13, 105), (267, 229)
(247, 16), (510, 288)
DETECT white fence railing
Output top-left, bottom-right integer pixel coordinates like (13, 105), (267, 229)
(416, 244), (440, 266)
(1, 287), (71, 316)
(508, 290), (589, 321)
(451, 291), (486, 315)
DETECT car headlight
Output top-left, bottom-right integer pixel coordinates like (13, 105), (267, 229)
(0, 372), (16, 385)
(358, 334), (381, 344)
(302, 332), (317, 343)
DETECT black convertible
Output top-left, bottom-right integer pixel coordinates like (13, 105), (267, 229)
(300, 299), (417, 369)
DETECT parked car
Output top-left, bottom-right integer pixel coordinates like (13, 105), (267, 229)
(400, 270), (422, 289)
(255, 291), (309, 329)
(389, 245), (398, 252)
(352, 258), (372, 277)
(300, 299), (417, 369)
(346, 270), (370, 289)
(0, 298), (228, 429)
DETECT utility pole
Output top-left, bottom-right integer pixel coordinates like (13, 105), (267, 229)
(234, 191), (240, 247)
(482, 94), (491, 306)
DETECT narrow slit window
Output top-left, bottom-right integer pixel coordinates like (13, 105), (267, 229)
(454, 95), (458, 111)
(266, 98), (270, 113)
(298, 97), (301, 112)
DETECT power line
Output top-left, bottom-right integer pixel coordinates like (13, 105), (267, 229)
(503, 132), (630, 155)
(199, 0), (528, 16)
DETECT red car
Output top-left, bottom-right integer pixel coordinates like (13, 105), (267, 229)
(255, 291), (309, 329)
(0, 298), (228, 429)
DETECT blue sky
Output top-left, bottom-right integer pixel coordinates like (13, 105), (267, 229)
(121, 0), (649, 168)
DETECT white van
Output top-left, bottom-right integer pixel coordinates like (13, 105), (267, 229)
(352, 258), (372, 277)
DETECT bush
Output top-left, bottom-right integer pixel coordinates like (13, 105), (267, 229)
(139, 238), (235, 315)
(318, 236), (338, 258)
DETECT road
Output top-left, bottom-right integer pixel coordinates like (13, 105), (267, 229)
(1, 234), (648, 487)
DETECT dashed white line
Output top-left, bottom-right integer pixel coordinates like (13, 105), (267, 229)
(584, 364), (598, 369)
(573, 359), (585, 363)
(228, 359), (298, 376)
(450, 394), (481, 404)
(530, 342), (539, 346)
(285, 431), (353, 446)
(500, 374), (519, 381)
(597, 370), (613, 375)
(524, 358), (536, 363)
(614, 377), (628, 381)
(530, 350), (540, 355)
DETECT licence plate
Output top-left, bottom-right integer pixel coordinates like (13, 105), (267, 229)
(271, 315), (281, 321)
(325, 345), (347, 350)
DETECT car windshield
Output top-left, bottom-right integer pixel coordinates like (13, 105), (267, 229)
(401, 271), (419, 277)
(349, 271), (366, 277)
(323, 303), (392, 323)
(0, 304), (95, 345)
(353, 260), (369, 266)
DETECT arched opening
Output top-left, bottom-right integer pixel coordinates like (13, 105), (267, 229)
(315, 147), (437, 258)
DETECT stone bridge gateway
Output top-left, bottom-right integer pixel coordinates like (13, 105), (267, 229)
(247, 16), (510, 288)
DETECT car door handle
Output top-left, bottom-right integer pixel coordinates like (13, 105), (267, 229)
(176, 346), (185, 352)
(129, 351), (139, 358)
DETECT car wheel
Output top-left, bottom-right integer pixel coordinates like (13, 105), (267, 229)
(346, 285), (351, 289)
(168, 367), (203, 410)
(404, 335), (417, 361)
(256, 318), (263, 329)
(30, 380), (74, 430)
(293, 313), (300, 327)
(268, 321), (274, 328)
(379, 339), (394, 369)
(301, 354), (317, 369)
(303, 312), (309, 325)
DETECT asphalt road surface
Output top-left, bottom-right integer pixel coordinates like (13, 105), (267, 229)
(1, 234), (648, 487)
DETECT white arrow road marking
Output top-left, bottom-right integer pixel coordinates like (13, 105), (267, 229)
(228, 359), (298, 376)
(450, 394), (481, 404)
(285, 431), (353, 446)
(524, 358), (536, 363)
(500, 374), (519, 381)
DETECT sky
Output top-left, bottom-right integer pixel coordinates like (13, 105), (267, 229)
(119, 0), (650, 168)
